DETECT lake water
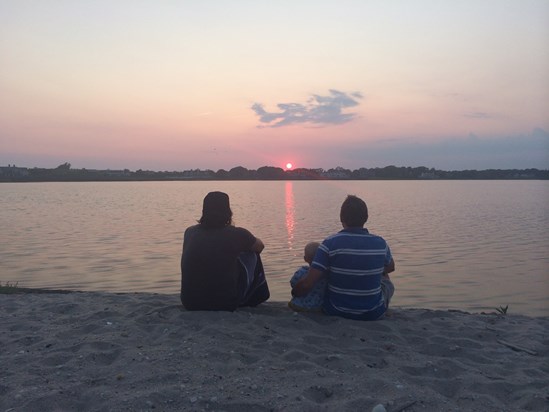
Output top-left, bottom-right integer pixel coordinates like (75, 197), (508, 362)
(1, 180), (548, 316)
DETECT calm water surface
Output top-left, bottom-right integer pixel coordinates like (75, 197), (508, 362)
(1, 181), (548, 316)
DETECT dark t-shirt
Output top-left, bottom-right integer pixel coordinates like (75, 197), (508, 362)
(180, 224), (256, 311)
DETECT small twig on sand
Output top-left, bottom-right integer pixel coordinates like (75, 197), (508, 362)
(145, 305), (183, 317)
(497, 339), (538, 356)
(393, 400), (418, 412)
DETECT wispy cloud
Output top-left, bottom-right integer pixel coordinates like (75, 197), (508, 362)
(463, 111), (494, 119)
(252, 90), (362, 128)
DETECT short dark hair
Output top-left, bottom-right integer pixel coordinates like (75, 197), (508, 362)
(199, 191), (233, 228)
(340, 195), (368, 227)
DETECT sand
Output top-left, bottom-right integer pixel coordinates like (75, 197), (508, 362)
(1, 291), (548, 412)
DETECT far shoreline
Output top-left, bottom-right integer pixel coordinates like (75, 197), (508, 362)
(2, 177), (548, 183)
(2, 163), (548, 182)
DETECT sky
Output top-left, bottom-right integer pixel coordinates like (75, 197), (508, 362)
(1, 0), (548, 171)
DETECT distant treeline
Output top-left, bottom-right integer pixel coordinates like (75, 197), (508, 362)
(1, 163), (548, 182)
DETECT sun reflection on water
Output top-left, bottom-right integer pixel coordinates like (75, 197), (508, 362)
(285, 181), (295, 250)
(2, 180), (548, 316)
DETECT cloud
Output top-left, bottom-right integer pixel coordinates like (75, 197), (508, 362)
(463, 111), (494, 119)
(252, 89), (362, 128)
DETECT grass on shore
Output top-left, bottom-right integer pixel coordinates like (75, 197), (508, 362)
(495, 305), (509, 315)
(0, 281), (19, 294)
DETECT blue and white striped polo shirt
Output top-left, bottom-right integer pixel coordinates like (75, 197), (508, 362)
(311, 227), (392, 321)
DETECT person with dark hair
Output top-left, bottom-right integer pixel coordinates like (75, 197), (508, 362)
(292, 195), (395, 320)
(181, 191), (270, 311)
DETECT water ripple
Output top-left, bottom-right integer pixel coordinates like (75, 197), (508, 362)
(1, 181), (548, 316)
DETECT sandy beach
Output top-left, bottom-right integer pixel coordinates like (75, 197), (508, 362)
(1, 291), (548, 412)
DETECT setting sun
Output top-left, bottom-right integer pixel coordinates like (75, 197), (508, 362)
(285, 162), (293, 170)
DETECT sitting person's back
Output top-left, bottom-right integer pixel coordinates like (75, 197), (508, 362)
(288, 242), (326, 311)
(180, 191), (270, 311)
(291, 195), (395, 321)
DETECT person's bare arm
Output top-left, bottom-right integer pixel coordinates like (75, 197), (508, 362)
(292, 267), (324, 297)
(250, 237), (265, 253)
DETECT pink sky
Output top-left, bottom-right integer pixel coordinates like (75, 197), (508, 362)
(1, 1), (548, 171)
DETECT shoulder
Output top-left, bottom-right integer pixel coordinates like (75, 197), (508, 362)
(367, 232), (389, 247)
(323, 229), (389, 248)
(224, 226), (256, 247)
(294, 265), (308, 276)
(228, 226), (255, 239)
(345, 228), (388, 243)
(290, 266), (308, 287)
(184, 224), (201, 238)
(232, 225), (252, 234)
(366, 229), (385, 240)
(321, 230), (359, 246)
(321, 231), (345, 246)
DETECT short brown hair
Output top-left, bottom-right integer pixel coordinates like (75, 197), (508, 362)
(340, 195), (368, 227)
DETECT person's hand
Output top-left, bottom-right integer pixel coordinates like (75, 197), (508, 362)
(292, 267), (324, 297)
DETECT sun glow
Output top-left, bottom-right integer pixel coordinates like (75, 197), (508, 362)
(285, 162), (293, 170)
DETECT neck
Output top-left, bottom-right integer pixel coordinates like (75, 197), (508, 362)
(342, 222), (364, 229)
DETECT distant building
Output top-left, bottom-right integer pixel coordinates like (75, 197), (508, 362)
(180, 169), (215, 179)
(0, 165), (29, 178)
(104, 169), (131, 177)
(419, 172), (439, 179)
(322, 168), (351, 179)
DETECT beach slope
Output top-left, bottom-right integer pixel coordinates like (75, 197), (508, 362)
(1, 292), (548, 411)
